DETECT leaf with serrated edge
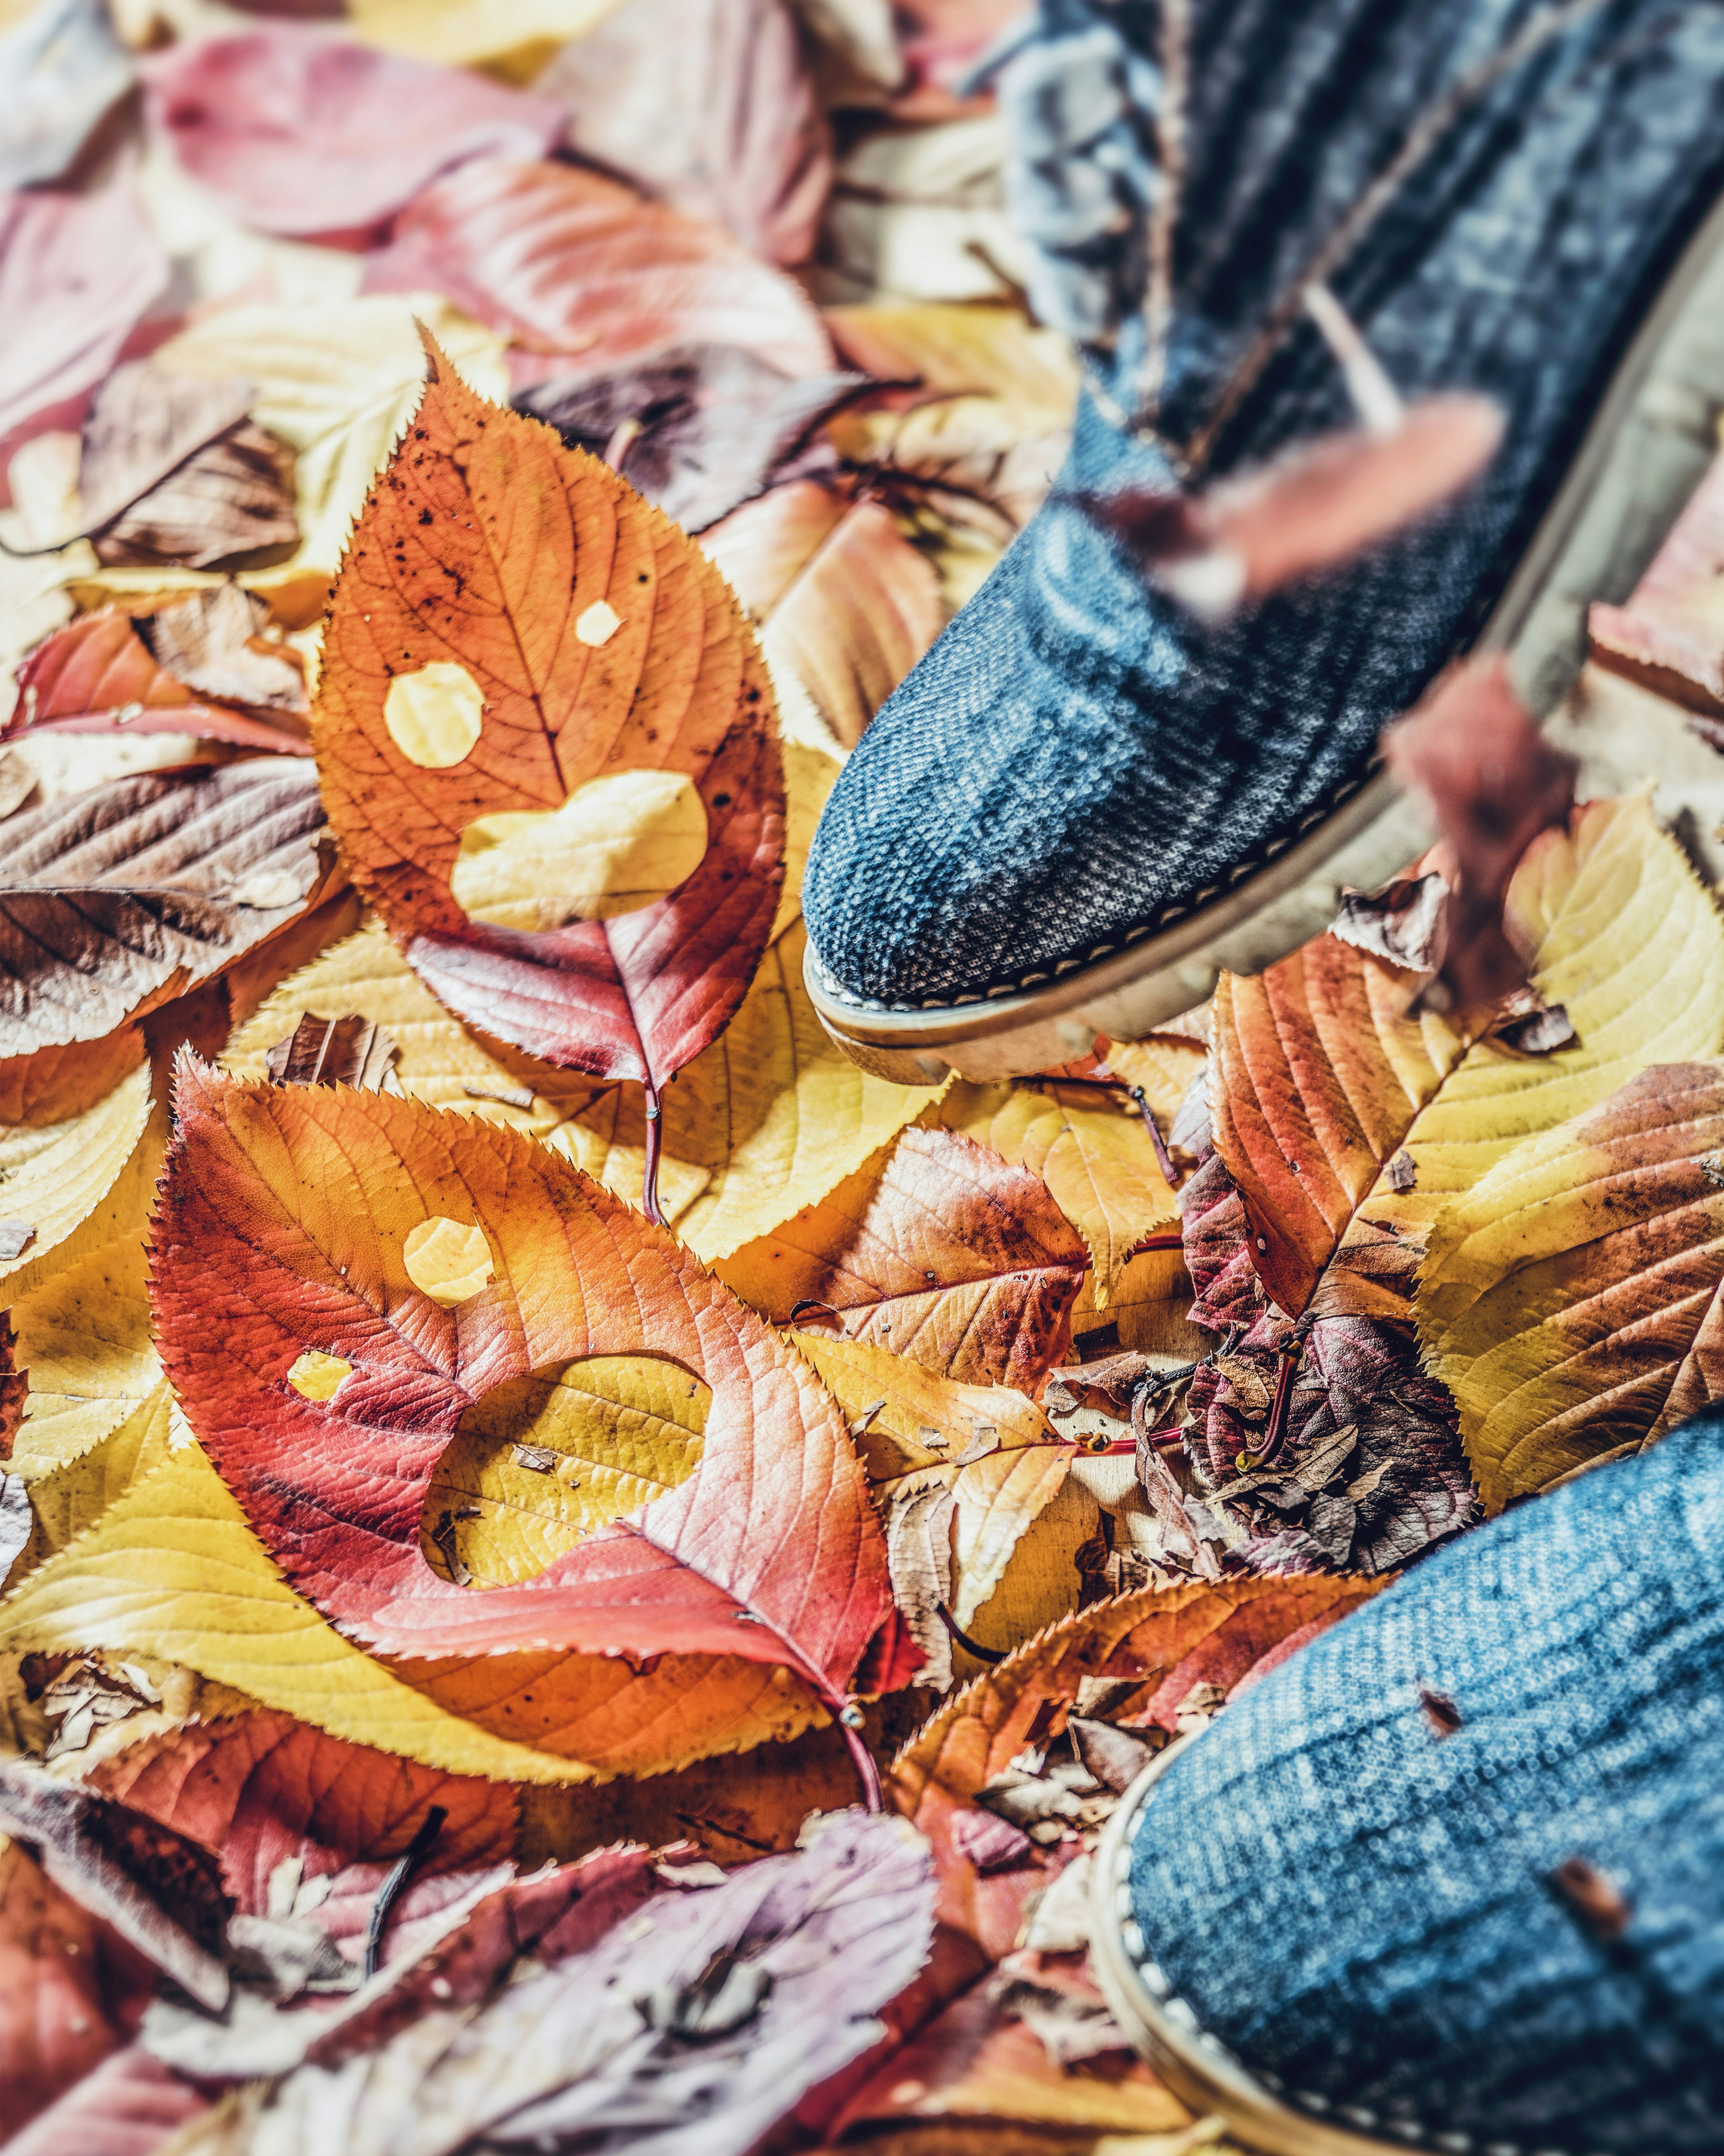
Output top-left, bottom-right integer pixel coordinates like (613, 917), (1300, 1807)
(147, 1064), (890, 1773)
(1210, 931), (1465, 1315)
(1419, 1061), (1724, 1508)
(314, 335), (784, 1088)
(0, 1067), (152, 1297)
(939, 1081), (1178, 1309)
(719, 1124), (1086, 1390)
(889, 1576), (1380, 1961)
(792, 1331), (1051, 1480)
(225, 918), (938, 1260)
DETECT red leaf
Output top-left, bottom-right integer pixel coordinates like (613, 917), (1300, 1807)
(2, 2042), (206, 2156)
(86, 1711), (518, 1918)
(142, 27), (566, 240)
(362, 156), (833, 391)
(150, 1065), (893, 1746)
(0, 176), (169, 443)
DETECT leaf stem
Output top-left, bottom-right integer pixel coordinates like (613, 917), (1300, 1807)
(363, 1803), (446, 1978)
(641, 1078), (666, 1227)
(936, 1603), (1006, 1665)
(1129, 1085), (1181, 1193)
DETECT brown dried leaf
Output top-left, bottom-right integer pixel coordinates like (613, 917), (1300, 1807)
(264, 1012), (399, 1091)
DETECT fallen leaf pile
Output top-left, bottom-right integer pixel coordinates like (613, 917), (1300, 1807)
(4, 3), (1724, 2152)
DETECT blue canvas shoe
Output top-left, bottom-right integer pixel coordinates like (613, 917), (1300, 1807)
(1089, 1410), (1724, 2154)
(803, 0), (1724, 1083)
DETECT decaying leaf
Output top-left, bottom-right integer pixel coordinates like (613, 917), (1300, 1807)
(0, 174), (168, 444)
(152, 296), (511, 590)
(0, 763), (334, 1079)
(719, 1124), (1087, 1390)
(265, 1012), (399, 1092)
(891, 1575), (1378, 1962)
(315, 336), (784, 1105)
(150, 1065), (892, 1773)
(1420, 1062), (1724, 1507)
(363, 155), (834, 390)
(538, 0), (832, 266)
(940, 1078), (1180, 1308)
(0, 1834), (159, 2144)
(165, 1811), (933, 2156)
(1381, 659), (1578, 1012)
(520, 348), (867, 535)
(143, 26), (566, 238)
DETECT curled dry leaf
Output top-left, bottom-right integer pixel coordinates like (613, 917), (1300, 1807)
(0, 0), (135, 194)
(520, 348), (867, 536)
(363, 156), (834, 392)
(718, 1124), (1088, 1391)
(150, 1065), (892, 1777)
(1588, 441), (1724, 727)
(1083, 395), (1504, 621)
(315, 338), (784, 1107)
(1420, 1062), (1724, 1508)
(167, 1812), (933, 2156)
(890, 1575), (1379, 1962)
(538, 0), (832, 267)
(0, 174), (169, 445)
(1381, 658), (1578, 1012)
(143, 27), (566, 239)
(78, 363), (301, 574)
(0, 762), (333, 1085)
(939, 1077), (1180, 1308)
(1182, 794), (1724, 1566)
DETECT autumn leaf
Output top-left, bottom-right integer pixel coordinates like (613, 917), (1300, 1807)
(1419, 1061), (1724, 1508)
(149, 1064), (892, 1775)
(520, 349), (868, 536)
(793, 1331), (1051, 1479)
(314, 336), (785, 1124)
(890, 1576), (1379, 1962)
(0, 1066), (154, 1297)
(0, 1834), (157, 2143)
(717, 1124), (1087, 1390)
(539, 0), (833, 267)
(0, 174), (168, 443)
(142, 26), (566, 239)
(363, 155), (834, 390)
(3, 2041), (208, 2156)
(0, 763), (337, 1113)
(1209, 921), (1466, 1317)
(1588, 440), (1724, 731)
(10, 605), (312, 758)
(164, 1812), (933, 2156)
(87, 1710), (518, 1920)
(1181, 794), (1724, 1568)
(939, 1078), (1180, 1308)
(345, 0), (618, 67)
(152, 296), (510, 595)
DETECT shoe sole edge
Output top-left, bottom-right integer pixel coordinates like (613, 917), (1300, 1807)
(807, 181), (1724, 1086)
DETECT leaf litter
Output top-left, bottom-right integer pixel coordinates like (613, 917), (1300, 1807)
(0, 6), (1722, 2153)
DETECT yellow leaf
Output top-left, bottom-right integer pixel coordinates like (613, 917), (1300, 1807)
(427, 1354), (709, 1588)
(348, 0), (620, 66)
(0, 1066), (155, 1302)
(1100, 1035), (1207, 1122)
(1418, 1062), (1724, 1508)
(227, 919), (934, 1262)
(825, 304), (1080, 418)
(1379, 794), (1724, 1241)
(154, 296), (510, 593)
(450, 768), (709, 930)
(0, 1446), (611, 1785)
(402, 1217), (495, 1306)
(950, 1443), (1072, 1632)
(12, 1384), (176, 1570)
(8, 1232), (160, 1468)
(1070, 1246), (1207, 1362)
(774, 737), (841, 944)
(792, 1332), (1051, 1481)
(938, 1080), (1179, 1307)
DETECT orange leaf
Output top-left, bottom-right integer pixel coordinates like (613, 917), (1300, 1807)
(888, 1575), (1379, 1961)
(1212, 931), (1466, 1314)
(717, 1126), (1087, 1390)
(362, 156), (833, 390)
(314, 335), (785, 1089)
(150, 1065), (892, 1772)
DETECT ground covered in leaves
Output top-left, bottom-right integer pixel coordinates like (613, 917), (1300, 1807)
(6, 1), (1724, 2152)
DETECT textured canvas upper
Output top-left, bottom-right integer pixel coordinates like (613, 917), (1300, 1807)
(1127, 1411), (1724, 2147)
(803, 0), (1724, 1012)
